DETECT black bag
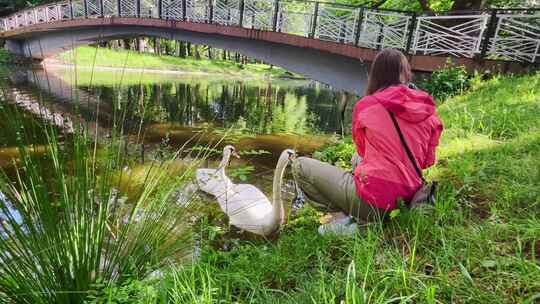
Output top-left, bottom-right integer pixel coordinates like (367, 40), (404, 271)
(388, 111), (437, 209)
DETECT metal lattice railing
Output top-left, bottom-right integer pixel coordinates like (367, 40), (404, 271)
(277, 2), (314, 37)
(186, 0), (209, 23)
(120, 0), (137, 17)
(489, 12), (540, 63)
(213, 0), (240, 26)
(243, 0), (274, 31)
(140, 0), (160, 18)
(316, 4), (359, 44)
(412, 15), (488, 58)
(1, 0), (539, 63)
(161, 0), (183, 20)
(358, 11), (411, 50)
(103, 0), (119, 17)
(86, 0), (101, 17)
(72, 0), (85, 18)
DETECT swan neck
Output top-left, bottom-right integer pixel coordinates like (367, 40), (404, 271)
(217, 149), (231, 177)
(272, 156), (289, 230)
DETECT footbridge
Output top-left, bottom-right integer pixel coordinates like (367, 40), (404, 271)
(1, 1), (539, 94)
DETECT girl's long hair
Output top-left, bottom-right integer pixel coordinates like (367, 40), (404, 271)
(366, 49), (412, 95)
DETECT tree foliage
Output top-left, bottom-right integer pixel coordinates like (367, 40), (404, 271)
(337, 0), (534, 12)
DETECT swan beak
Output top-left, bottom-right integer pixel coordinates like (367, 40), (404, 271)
(288, 151), (297, 161)
(232, 151), (240, 159)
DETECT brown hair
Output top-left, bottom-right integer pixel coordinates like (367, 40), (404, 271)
(366, 48), (412, 95)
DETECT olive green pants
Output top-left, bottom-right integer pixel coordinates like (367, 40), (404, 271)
(292, 157), (385, 223)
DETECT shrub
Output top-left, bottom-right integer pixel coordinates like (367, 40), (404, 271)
(312, 137), (356, 171)
(0, 49), (16, 64)
(420, 59), (471, 101)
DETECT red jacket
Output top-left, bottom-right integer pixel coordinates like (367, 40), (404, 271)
(352, 85), (443, 210)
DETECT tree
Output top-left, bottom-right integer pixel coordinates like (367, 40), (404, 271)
(338, 0), (534, 12)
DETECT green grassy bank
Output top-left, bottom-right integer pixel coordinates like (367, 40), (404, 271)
(55, 46), (295, 79)
(85, 71), (540, 303)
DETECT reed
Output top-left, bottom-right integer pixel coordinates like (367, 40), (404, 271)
(0, 92), (195, 303)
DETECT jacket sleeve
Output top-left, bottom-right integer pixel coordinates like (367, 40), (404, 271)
(423, 114), (443, 168)
(351, 99), (367, 157)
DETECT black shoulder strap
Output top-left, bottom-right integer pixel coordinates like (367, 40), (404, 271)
(388, 111), (425, 182)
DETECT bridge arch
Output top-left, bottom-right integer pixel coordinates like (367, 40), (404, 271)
(3, 19), (371, 95)
(2, 1), (539, 94)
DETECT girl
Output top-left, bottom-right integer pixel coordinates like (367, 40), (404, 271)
(292, 48), (443, 235)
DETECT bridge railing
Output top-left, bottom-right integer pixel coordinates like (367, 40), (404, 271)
(1, 0), (539, 63)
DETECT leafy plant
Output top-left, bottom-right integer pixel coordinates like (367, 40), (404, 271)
(420, 59), (471, 101)
(0, 49), (16, 64)
(83, 279), (162, 304)
(312, 137), (356, 170)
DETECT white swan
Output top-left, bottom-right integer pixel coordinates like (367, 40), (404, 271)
(215, 149), (296, 236)
(195, 145), (239, 197)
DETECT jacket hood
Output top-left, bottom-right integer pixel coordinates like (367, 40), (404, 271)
(373, 85), (435, 123)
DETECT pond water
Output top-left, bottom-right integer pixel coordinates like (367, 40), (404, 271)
(0, 65), (360, 214)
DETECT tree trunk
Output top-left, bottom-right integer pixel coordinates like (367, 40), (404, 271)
(194, 45), (201, 60)
(417, 0), (485, 12)
(187, 42), (193, 57)
(122, 39), (131, 50)
(451, 0), (484, 10)
(135, 38), (141, 52)
(417, 0), (431, 11)
(179, 41), (186, 58)
(154, 38), (161, 55)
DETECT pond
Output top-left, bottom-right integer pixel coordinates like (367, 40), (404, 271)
(0, 62), (364, 248)
(3, 64), (358, 171)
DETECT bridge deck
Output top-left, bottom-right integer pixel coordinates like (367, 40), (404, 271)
(1, 0), (539, 73)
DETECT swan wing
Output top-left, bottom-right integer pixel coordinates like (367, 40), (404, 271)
(195, 168), (232, 196)
(216, 184), (275, 235)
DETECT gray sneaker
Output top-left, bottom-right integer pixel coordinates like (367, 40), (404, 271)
(317, 216), (358, 236)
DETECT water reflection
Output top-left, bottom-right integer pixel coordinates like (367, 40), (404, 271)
(79, 80), (355, 136)
(3, 67), (359, 166)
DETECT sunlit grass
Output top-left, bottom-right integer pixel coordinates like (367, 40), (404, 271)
(146, 71), (539, 303)
(55, 46), (294, 80)
(48, 66), (308, 88)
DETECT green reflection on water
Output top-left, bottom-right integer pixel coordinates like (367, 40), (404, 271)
(2, 66), (359, 172)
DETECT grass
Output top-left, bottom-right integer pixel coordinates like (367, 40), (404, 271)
(2, 52), (539, 302)
(48, 65), (309, 88)
(90, 71), (540, 303)
(55, 46), (295, 80)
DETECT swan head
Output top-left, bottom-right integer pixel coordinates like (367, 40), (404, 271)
(278, 149), (296, 166)
(223, 145), (240, 159)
